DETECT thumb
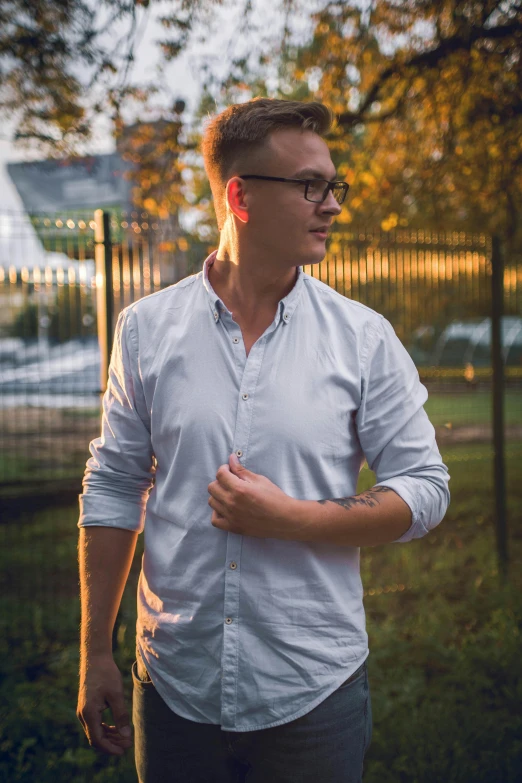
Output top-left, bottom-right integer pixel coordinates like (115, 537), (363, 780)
(229, 453), (254, 481)
(108, 691), (132, 736)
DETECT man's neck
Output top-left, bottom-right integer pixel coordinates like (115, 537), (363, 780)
(209, 248), (298, 325)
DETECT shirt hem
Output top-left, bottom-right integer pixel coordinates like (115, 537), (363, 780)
(137, 641), (369, 733)
(225, 649), (369, 732)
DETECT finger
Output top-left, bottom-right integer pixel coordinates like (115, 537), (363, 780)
(215, 468), (240, 491)
(83, 706), (120, 754)
(84, 687), (131, 755)
(208, 480), (229, 503)
(211, 509), (229, 528)
(102, 724), (133, 747)
(84, 720), (125, 755)
(102, 722), (133, 737)
(88, 723), (126, 756)
(106, 689), (132, 739)
(78, 711), (116, 753)
(208, 496), (227, 517)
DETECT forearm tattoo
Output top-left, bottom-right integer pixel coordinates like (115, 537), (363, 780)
(317, 486), (393, 511)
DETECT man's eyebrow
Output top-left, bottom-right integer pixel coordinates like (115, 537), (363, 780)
(292, 167), (338, 181)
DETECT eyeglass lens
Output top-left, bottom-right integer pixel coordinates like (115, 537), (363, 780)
(306, 180), (346, 204)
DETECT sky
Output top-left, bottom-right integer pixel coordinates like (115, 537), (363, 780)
(0, 0), (245, 211)
(0, 0), (326, 213)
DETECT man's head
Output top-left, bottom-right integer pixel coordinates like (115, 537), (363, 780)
(200, 98), (343, 266)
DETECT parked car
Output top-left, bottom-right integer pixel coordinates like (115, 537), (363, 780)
(431, 316), (522, 367)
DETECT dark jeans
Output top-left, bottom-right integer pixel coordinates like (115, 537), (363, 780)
(132, 648), (372, 783)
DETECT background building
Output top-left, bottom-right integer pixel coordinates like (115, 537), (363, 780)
(7, 152), (133, 214)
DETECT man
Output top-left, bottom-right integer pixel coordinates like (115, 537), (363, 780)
(77, 97), (450, 783)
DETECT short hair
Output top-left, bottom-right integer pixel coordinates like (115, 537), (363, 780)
(200, 97), (336, 230)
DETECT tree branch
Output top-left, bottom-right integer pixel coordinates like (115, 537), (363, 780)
(337, 18), (522, 128)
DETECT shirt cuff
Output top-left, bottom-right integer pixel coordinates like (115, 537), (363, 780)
(373, 477), (427, 543)
(78, 493), (146, 533)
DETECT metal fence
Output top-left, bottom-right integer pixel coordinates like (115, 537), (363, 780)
(1, 213), (521, 518)
(306, 228), (521, 372)
(0, 209), (193, 505)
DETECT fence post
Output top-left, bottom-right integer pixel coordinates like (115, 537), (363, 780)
(94, 209), (122, 651)
(94, 210), (114, 394)
(491, 234), (508, 580)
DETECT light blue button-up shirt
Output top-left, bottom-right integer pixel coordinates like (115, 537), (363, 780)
(79, 249), (450, 732)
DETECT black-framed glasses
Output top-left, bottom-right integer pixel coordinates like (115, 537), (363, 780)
(238, 174), (349, 205)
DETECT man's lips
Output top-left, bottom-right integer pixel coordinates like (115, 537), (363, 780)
(310, 229), (328, 239)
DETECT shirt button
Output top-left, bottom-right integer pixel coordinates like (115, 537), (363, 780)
(233, 337), (239, 343)
(225, 617), (233, 624)
(235, 449), (242, 457)
(242, 393), (248, 400)
(283, 313), (289, 321)
(230, 562), (237, 569)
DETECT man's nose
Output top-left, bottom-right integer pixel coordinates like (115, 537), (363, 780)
(319, 189), (343, 215)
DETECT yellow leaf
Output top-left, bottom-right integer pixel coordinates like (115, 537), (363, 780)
(359, 171), (376, 187)
(337, 206), (352, 224)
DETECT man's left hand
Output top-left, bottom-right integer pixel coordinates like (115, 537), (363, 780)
(208, 454), (297, 539)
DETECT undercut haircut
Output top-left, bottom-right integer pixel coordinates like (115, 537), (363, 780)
(200, 98), (336, 231)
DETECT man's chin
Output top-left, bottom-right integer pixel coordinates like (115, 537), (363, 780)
(300, 250), (327, 267)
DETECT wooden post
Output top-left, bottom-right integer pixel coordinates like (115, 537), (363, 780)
(94, 209), (121, 649)
(94, 210), (114, 394)
(491, 235), (508, 579)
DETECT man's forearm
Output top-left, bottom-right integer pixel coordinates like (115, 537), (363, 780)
(78, 526), (138, 671)
(288, 486), (412, 546)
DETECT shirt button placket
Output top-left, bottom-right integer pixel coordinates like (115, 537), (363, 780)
(221, 551), (241, 727)
(221, 329), (265, 729)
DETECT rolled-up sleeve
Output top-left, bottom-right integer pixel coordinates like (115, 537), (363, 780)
(78, 307), (155, 532)
(356, 316), (450, 543)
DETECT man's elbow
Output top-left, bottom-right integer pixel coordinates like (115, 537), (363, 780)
(388, 468), (450, 544)
(415, 472), (451, 539)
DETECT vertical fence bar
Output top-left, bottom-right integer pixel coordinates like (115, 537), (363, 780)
(94, 208), (121, 650)
(491, 234), (508, 579)
(94, 210), (114, 394)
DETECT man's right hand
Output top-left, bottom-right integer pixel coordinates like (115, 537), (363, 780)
(77, 654), (133, 756)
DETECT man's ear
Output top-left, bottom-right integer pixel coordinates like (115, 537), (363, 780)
(226, 178), (249, 224)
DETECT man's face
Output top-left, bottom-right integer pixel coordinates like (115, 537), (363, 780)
(232, 127), (343, 266)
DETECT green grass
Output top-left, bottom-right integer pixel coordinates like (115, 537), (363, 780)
(0, 452), (87, 485)
(0, 443), (521, 781)
(357, 446), (522, 782)
(423, 390), (522, 427)
(0, 454), (39, 483)
(61, 407), (103, 419)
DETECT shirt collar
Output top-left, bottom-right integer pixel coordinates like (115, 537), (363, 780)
(202, 249), (305, 325)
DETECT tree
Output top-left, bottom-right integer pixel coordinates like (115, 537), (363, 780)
(0, 0), (143, 154)
(185, 1), (522, 248)
(4, 0), (522, 253)
(115, 102), (186, 218)
(298, 0), (522, 245)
